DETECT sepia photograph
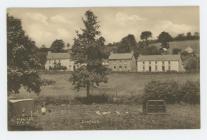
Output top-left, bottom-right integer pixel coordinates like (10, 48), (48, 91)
(7, 6), (200, 131)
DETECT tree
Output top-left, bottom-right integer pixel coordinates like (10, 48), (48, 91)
(50, 39), (65, 52)
(66, 43), (70, 49)
(117, 34), (138, 57)
(7, 14), (42, 95)
(138, 45), (161, 55)
(184, 56), (199, 72)
(172, 48), (181, 54)
(174, 33), (185, 41)
(37, 45), (49, 69)
(70, 10), (110, 98)
(140, 31), (152, 47)
(186, 32), (192, 40)
(158, 31), (173, 49)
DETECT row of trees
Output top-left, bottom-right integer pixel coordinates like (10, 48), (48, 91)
(139, 31), (199, 48)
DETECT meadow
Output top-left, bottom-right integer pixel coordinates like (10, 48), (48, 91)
(29, 103), (200, 130)
(14, 72), (199, 99)
(151, 40), (200, 55)
(9, 72), (200, 130)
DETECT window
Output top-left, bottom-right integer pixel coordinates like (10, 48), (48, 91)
(149, 61), (151, 65)
(162, 61), (164, 65)
(119, 66), (122, 68)
(143, 66), (145, 71)
(155, 61), (157, 64)
(143, 61), (145, 65)
(114, 66), (116, 69)
(125, 66), (127, 69)
(168, 61), (170, 64)
(168, 65), (171, 71)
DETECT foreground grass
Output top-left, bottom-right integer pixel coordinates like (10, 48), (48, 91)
(33, 104), (199, 130)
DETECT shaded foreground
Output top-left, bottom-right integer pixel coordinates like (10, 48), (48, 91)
(19, 104), (200, 130)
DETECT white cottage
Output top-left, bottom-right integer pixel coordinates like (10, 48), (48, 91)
(45, 51), (75, 71)
(137, 55), (185, 72)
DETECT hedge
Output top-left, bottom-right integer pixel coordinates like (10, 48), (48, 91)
(143, 80), (199, 104)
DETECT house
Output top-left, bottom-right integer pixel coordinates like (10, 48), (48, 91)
(184, 46), (194, 54)
(108, 52), (136, 72)
(137, 55), (185, 72)
(45, 51), (75, 71)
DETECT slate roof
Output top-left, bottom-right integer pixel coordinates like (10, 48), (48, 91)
(138, 55), (181, 61)
(47, 52), (71, 59)
(109, 52), (133, 60)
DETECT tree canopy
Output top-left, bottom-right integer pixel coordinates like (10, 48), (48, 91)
(50, 39), (65, 52)
(7, 14), (42, 95)
(70, 10), (110, 97)
(140, 31), (152, 47)
(158, 31), (173, 49)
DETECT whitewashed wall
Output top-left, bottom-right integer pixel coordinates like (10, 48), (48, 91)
(137, 60), (180, 72)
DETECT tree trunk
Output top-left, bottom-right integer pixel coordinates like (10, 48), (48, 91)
(86, 83), (90, 98)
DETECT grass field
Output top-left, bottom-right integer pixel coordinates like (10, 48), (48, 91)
(31, 103), (200, 130)
(151, 40), (200, 55)
(13, 72), (199, 99)
(9, 72), (200, 130)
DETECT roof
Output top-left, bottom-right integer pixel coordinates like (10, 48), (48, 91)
(138, 55), (181, 61)
(47, 52), (71, 59)
(109, 52), (133, 60)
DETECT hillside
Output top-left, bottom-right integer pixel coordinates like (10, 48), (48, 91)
(150, 40), (200, 55)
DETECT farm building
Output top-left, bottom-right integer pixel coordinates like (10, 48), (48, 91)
(45, 51), (75, 71)
(108, 52), (136, 72)
(137, 55), (185, 72)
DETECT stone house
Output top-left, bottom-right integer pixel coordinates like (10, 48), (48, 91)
(108, 52), (136, 72)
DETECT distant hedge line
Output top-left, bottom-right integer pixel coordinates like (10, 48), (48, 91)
(143, 80), (200, 104)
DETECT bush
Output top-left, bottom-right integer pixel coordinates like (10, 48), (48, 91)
(144, 80), (179, 104)
(180, 81), (200, 104)
(144, 80), (200, 104)
(172, 48), (181, 54)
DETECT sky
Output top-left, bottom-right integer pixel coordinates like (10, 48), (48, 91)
(8, 7), (199, 48)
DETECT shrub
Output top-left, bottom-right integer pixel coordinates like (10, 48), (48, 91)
(172, 48), (181, 54)
(144, 80), (179, 104)
(180, 81), (200, 104)
(143, 80), (200, 104)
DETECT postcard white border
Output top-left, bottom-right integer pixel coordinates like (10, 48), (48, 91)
(0, 0), (207, 140)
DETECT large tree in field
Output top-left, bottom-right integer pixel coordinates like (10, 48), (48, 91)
(158, 31), (173, 49)
(140, 31), (152, 47)
(50, 39), (65, 52)
(7, 14), (42, 95)
(70, 10), (110, 97)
